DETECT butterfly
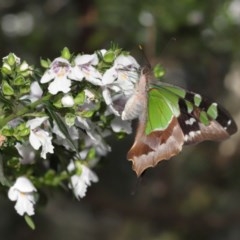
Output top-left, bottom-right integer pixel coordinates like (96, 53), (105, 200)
(122, 66), (238, 176)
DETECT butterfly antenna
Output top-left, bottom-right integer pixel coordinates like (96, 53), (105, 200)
(160, 37), (177, 56)
(138, 45), (152, 72)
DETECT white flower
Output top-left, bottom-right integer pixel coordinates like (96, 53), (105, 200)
(101, 55), (140, 116)
(52, 123), (80, 150)
(110, 117), (132, 134)
(61, 94), (74, 107)
(15, 142), (35, 164)
(68, 162), (98, 199)
(70, 53), (102, 86)
(40, 57), (73, 95)
(27, 117), (54, 159)
(83, 129), (111, 159)
(30, 81), (43, 101)
(8, 176), (37, 216)
(102, 55), (140, 89)
(20, 81), (43, 103)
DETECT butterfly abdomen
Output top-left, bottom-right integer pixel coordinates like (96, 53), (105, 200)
(122, 69), (148, 121)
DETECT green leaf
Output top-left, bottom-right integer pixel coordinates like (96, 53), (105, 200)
(74, 91), (85, 105)
(103, 50), (115, 63)
(2, 127), (14, 136)
(45, 104), (78, 151)
(81, 110), (94, 118)
(40, 58), (50, 68)
(19, 85), (31, 95)
(24, 215), (36, 230)
(61, 47), (71, 60)
(86, 147), (96, 161)
(7, 53), (17, 66)
(2, 81), (14, 96)
(13, 76), (25, 86)
(1, 63), (12, 75)
(153, 64), (166, 79)
(0, 92), (14, 107)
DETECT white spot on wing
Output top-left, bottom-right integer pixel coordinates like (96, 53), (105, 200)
(185, 118), (196, 125)
(184, 130), (201, 142)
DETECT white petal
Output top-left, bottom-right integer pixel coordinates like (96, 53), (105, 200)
(70, 175), (87, 199)
(82, 165), (99, 184)
(15, 142), (35, 165)
(83, 67), (102, 86)
(99, 49), (107, 56)
(74, 54), (98, 65)
(102, 88), (112, 105)
(30, 81), (43, 99)
(51, 57), (70, 66)
(12, 177), (36, 192)
(67, 162), (98, 200)
(29, 131), (41, 150)
(27, 116), (48, 129)
(114, 55), (140, 69)
(29, 128), (54, 158)
(14, 194), (35, 216)
(39, 133), (54, 159)
(8, 188), (18, 201)
(76, 116), (91, 130)
(102, 67), (117, 85)
(48, 76), (71, 95)
(67, 161), (75, 172)
(111, 117), (132, 134)
(68, 66), (84, 81)
(40, 70), (55, 83)
(109, 104), (121, 116)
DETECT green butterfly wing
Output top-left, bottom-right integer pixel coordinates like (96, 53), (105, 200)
(146, 83), (237, 141)
(146, 87), (181, 134)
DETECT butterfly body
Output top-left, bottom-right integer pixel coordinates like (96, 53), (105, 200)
(123, 68), (237, 176)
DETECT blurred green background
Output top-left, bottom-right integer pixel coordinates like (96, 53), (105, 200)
(1, 0), (240, 239)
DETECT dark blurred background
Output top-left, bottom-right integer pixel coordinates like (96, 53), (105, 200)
(1, 0), (240, 239)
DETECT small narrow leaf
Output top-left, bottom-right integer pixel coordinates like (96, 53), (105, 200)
(61, 47), (71, 60)
(45, 104), (78, 152)
(24, 215), (36, 230)
(74, 91), (85, 105)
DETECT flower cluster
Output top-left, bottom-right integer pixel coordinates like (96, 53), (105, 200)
(0, 47), (140, 227)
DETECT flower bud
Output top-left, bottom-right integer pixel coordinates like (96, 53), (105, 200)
(61, 47), (71, 60)
(61, 95), (74, 107)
